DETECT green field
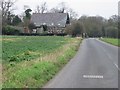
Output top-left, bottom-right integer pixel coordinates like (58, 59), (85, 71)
(2, 36), (82, 88)
(100, 38), (120, 47)
(2, 36), (68, 63)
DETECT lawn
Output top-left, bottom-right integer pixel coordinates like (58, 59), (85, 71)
(100, 38), (120, 47)
(2, 36), (82, 88)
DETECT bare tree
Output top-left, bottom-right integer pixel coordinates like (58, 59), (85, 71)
(35, 5), (40, 13)
(58, 2), (78, 19)
(67, 8), (78, 20)
(49, 7), (61, 13)
(49, 1), (78, 20)
(40, 2), (47, 13)
(58, 2), (67, 13)
(1, 0), (16, 26)
(49, 2), (67, 13)
(35, 2), (47, 13)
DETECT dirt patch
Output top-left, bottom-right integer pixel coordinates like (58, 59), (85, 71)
(0, 38), (21, 42)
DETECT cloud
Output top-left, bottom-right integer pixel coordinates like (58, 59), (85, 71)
(14, 0), (118, 19)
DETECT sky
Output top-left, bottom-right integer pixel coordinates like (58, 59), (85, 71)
(14, 0), (119, 19)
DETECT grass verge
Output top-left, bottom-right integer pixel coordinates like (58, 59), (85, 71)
(2, 37), (82, 88)
(100, 38), (120, 47)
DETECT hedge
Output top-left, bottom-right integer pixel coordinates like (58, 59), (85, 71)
(2, 26), (20, 35)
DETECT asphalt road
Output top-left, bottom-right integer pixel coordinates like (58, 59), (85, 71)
(44, 38), (118, 88)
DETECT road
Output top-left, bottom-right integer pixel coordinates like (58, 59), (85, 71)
(44, 38), (118, 88)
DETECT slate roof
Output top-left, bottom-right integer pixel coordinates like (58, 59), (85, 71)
(31, 13), (69, 27)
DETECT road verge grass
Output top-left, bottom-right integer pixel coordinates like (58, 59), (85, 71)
(3, 37), (82, 88)
(0, 35), (2, 89)
(100, 38), (120, 47)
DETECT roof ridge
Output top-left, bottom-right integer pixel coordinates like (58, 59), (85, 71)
(32, 13), (67, 14)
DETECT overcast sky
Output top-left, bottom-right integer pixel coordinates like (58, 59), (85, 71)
(14, 0), (119, 19)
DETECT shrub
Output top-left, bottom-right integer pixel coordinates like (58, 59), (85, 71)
(2, 26), (20, 35)
(65, 21), (84, 37)
(28, 23), (36, 32)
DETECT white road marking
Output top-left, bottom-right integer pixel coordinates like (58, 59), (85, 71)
(95, 39), (120, 71)
(83, 75), (103, 79)
(114, 63), (120, 71)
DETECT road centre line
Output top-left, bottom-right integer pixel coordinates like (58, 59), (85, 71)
(83, 75), (103, 79)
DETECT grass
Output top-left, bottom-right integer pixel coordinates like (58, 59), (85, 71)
(2, 36), (82, 88)
(0, 35), (2, 89)
(100, 38), (120, 47)
(2, 36), (68, 63)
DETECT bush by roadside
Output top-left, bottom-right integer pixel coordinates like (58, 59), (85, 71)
(65, 21), (84, 37)
(2, 26), (20, 35)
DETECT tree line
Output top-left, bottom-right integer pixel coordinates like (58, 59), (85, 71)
(1, 0), (119, 38)
(66, 15), (119, 38)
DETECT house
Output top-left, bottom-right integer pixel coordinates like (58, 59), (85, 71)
(30, 13), (70, 34)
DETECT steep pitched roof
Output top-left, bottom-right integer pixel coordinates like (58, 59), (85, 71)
(31, 13), (68, 27)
